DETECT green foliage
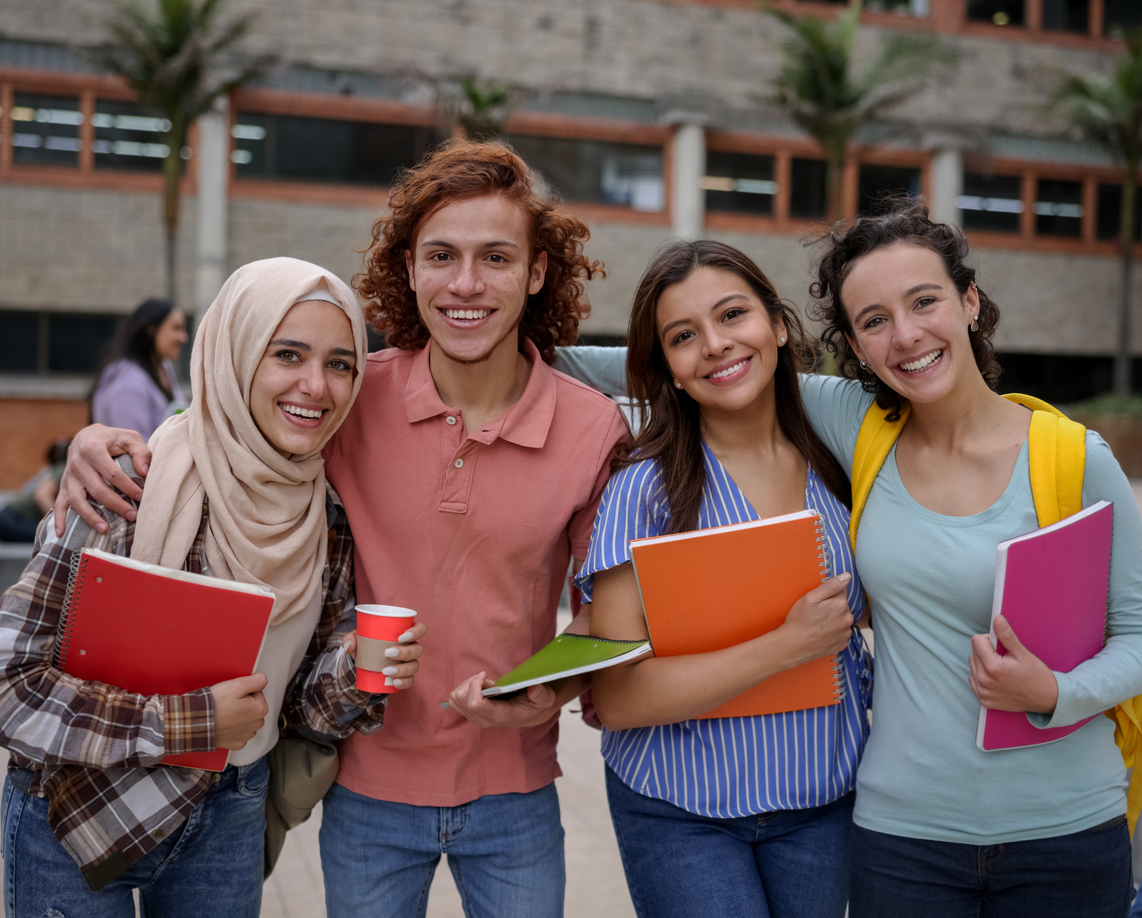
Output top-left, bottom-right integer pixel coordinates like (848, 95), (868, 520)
(92, 0), (264, 135)
(765, 1), (955, 218)
(90, 0), (267, 302)
(1048, 34), (1142, 179)
(1063, 393), (1142, 419)
(452, 76), (516, 142)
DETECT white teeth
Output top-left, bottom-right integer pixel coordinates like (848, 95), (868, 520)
(709, 359), (748, 379)
(900, 351), (942, 372)
(444, 309), (490, 320)
(282, 405), (323, 419)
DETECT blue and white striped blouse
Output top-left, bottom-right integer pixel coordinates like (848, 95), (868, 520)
(575, 443), (873, 819)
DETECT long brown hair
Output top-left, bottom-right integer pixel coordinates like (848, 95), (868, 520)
(811, 199), (1002, 421)
(622, 240), (851, 534)
(355, 139), (604, 365)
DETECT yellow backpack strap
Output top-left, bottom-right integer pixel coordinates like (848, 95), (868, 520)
(1002, 393), (1085, 526)
(850, 401), (911, 555)
(1003, 394), (1142, 832)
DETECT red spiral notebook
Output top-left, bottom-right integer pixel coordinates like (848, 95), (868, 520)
(53, 547), (276, 771)
(976, 500), (1113, 751)
(629, 509), (844, 719)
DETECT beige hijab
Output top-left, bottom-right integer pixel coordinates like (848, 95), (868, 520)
(131, 257), (368, 625)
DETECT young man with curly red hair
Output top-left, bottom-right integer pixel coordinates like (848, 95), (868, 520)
(56, 140), (630, 918)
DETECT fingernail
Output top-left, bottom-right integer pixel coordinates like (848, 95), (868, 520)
(384, 647), (400, 658)
(382, 666), (398, 676)
(398, 631), (414, 642)
(392, 679), (404, 688)
(125, 511), (137, 521)
(838, 572), (851, 582)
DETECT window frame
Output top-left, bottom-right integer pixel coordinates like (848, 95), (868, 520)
(0, 69), (201, 196)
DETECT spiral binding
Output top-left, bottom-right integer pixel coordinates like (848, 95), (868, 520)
(51, 551), (87, 669)
(813, 515), (848, 704)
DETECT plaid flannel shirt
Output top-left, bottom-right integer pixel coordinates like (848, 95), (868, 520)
(0, 459), (381, 890)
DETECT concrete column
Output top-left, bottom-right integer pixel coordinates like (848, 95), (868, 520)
(929, 146), (964, 228)
(664, 114), (707, 239)
(195, 97), (230, 326)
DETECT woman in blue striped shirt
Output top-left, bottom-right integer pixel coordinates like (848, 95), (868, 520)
(575, 241), (872, 918)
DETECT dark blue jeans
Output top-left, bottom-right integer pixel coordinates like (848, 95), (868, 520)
(2, 757), (269, 918)
(605, 765), (852, 918)
(319, 780), (565, 918)
(849, 818), (1132, 918)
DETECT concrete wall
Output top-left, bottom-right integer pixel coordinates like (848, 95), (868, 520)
(0, 184), (197, 313)
(0, 0), (1112, 138)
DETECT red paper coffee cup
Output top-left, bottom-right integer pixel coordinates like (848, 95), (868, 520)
(355, 604), (416, 693)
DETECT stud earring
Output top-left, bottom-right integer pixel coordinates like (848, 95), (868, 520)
(674, 381), (683, 389)
(859, 360), (870, 371)
(779, 337), (787, 345)
(970, 315), (979, 333)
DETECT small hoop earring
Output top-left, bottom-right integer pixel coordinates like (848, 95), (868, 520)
(859, 360), (870, 371)
(674, 381), (683, 389)
(970, 315), (979, 333)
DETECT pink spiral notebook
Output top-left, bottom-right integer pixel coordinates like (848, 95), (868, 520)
(976, 500), (1112, 751)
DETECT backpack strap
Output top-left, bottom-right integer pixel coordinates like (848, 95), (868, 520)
(850, 401), (910, 556)
(1001, 393), (1085, 527)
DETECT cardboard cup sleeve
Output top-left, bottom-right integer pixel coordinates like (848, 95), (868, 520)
(354, 604), (416, 694)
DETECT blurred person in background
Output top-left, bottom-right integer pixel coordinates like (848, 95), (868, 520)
(90, 298), (189, 439)
(0, 438), (71, 543)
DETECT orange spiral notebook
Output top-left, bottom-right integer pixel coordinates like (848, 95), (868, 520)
(629, 509), (843, 719)
(52, 547), (276, 771)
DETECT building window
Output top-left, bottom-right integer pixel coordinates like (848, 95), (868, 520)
(789, 158), (827, 219)
(1035, 179), (1083, 238)
(1042, 0), (1090, 32)
(93, 100), (172, 172)
(8, 93), (82, 167)
(0, 312), (118, 375)
(505, 135), (664, 211)
(966, 0), (1025, 26)
(232, 113), (444, 186)
(958, 173), (1023, 233)
(1096, 183), (1142, 242)
(702, 151), (776, 216)
(1105, 0), (1142, 37)
(858, 164), (921, 216)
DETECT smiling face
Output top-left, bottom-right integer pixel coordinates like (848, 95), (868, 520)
(153, 308), (188, 363)
(841, 242), (980, 406)
(405, 194), (547, 366)
(656, 266), (787, 415)
(249, 300), (357, 457)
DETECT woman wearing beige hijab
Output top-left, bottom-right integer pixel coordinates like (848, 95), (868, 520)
(0, 258), (424, 918)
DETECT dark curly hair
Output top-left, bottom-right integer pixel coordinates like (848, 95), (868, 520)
(810, 200), (1002, 421)
(355, 139), (604, 365)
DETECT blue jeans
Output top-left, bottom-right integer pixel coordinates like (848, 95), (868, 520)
(319, 780), (565, 918)
(849, 818), (1133, 918)
(2, 757), (268, 918)
(605, 765), (852, 918)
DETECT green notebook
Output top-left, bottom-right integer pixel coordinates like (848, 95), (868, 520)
(482, 633), (651, 696)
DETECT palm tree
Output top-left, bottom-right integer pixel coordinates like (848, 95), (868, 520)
(438, 75), (521, 142)
(90, 0), (266, 304)
(768, 1), (955, 222)
(1050, 35), (1142, 397)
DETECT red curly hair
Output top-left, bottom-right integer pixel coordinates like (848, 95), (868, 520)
(355, 140), (604, 365)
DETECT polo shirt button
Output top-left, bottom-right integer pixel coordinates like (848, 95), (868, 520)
(446, 416), (457, 425)
(153, 828), (165, 839)
(454, 459), (464, 469)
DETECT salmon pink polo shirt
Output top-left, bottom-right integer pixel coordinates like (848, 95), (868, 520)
(323, 339), (630, 807)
